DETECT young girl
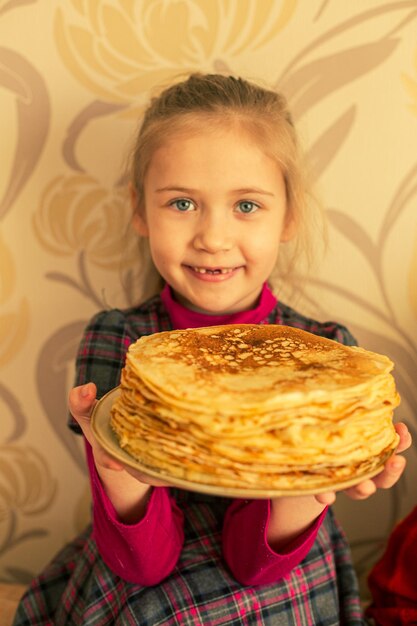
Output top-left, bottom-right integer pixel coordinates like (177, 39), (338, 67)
(14, 73), (411, 626)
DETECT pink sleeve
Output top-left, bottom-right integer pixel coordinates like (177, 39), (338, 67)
(222, 499), (327, 586)
(86, 443), (184, 585)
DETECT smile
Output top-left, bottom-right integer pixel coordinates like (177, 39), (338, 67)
(190, 267), (236, 275)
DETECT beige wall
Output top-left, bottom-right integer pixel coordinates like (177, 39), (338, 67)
(1, 0), (416, 599)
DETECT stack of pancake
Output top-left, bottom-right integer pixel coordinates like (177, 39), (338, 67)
(110, 324), (400, 492)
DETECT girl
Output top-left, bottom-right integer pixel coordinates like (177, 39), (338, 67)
(14, 73), (411, 626)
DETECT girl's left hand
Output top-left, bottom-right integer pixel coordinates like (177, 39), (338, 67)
(315, 422), (412, 506)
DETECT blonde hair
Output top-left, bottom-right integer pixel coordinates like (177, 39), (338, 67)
(128, 72), (324, 302)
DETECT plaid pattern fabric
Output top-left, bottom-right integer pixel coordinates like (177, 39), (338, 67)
(13, 294), (364, 625)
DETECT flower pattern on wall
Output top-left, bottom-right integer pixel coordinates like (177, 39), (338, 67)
(409, 222), (417, 319)
(33, 174), (135, 269)
(54, 0), (296, 107)
(0, 445), (56, 581)
(402, 42), (417, 117)
(0, 235), (29, 368)
(33, 173), (139, 308)
(0, 46), (50, 219)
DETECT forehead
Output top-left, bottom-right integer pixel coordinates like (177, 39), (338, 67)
(145, 119), (283, 183)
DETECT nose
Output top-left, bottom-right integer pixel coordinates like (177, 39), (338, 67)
(193, 210), (233, 253)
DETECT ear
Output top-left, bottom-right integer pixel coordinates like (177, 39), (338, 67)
(280, 210), (297, 242)
(130, 183), (149, 237)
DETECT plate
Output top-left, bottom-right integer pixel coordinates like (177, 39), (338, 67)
(91, 386), (391, 499)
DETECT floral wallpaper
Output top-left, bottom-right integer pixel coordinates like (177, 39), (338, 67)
(1, 0), (416, 601)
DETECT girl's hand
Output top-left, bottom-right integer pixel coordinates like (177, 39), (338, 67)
(69, 382), (125, 471)
(70, 382), (170, 522)
(315, 421), (412, 506)
(69, 382), (168, 487)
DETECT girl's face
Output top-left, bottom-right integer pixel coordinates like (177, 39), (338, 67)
(134, 124), (295, 315)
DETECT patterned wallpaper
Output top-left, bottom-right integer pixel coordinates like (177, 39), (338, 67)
(1, 0), (417, 599)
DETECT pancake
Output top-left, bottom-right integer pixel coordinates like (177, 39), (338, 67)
(110, 324), (400, 491)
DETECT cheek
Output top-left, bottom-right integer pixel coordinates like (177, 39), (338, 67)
(149, 239), (168, 265)
(153, 217), (191, 251)
(243, 223), (281, 261)
(148, 232), (181, 269)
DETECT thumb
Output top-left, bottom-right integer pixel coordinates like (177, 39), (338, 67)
(69, 382), (97, 444)
(69, 382), (97, 416)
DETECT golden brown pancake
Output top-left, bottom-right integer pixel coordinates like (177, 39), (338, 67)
(110, 324), (400, 491)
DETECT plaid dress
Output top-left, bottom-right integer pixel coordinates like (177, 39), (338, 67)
(13, 294), (364, 625)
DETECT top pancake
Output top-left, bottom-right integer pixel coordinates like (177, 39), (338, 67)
(126, 324), (394, 412)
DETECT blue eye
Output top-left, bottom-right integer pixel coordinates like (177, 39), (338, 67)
(171, 199), (194, 212)
(237, 201), (258, 214)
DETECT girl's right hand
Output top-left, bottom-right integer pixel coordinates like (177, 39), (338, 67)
(69, 382), (125, 471)
(70, 382), (170, 522)
(69, 382), (169, 486)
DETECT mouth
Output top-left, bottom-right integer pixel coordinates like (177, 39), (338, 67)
(189, 266), (237, 275)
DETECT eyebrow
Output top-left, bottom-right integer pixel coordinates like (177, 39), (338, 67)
(155, 186), (198, 194)
(233, 188), (275, 197)
(155, 186), (275, 196)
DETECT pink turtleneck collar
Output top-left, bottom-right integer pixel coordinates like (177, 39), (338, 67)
(160, 283), (277, 330)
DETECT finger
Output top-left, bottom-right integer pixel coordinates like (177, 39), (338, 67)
(394, 422), (412, 454)
(343, 479), (377, 500)
(69, 382), (97, 423)
(315, 491), (336, 505)
(372, 453), (406, 490)
(69, 384), (98, 445)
